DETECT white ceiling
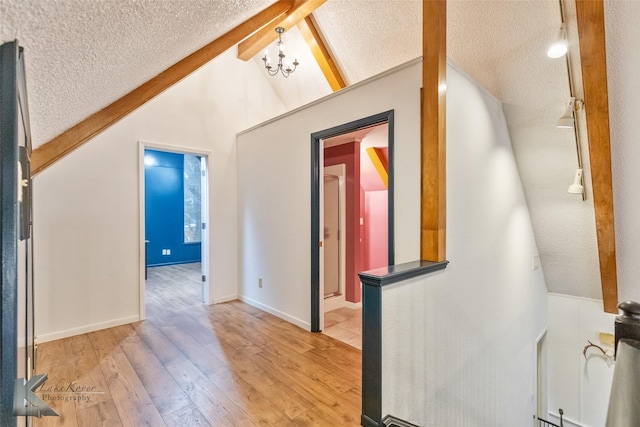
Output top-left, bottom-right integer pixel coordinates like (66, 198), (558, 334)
(2, 0), (639, 304)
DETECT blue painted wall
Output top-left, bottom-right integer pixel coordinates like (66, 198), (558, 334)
(145, 149), (201, 266)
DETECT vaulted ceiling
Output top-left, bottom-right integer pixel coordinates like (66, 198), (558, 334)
(2, 0), (638, 306)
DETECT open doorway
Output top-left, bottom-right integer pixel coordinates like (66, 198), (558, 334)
(138, 143), (211, 319)
(310, 111), (395, 339)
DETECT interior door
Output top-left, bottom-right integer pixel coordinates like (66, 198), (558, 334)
(200, 156), (209, 304)
(323, 174), (341, 297)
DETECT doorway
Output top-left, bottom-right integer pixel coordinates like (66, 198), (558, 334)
(310, 111), (395, 333)
(138, 143), (211, 319)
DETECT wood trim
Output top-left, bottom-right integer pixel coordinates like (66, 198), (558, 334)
(365, 147), (388, 188)
(30, 1), (293, 177)
(421, 0), (447, 261)
(575, 0), (618, 313)
(297, 15), (347, 92)
(237, 0), (327, 61)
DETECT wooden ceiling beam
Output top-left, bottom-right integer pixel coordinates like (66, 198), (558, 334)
(297, 15), (346, 92)
(366, 147), (389, 188)
(575, 0), (619, 313)
(237, 0), (327, 61)
(421, 0), (447, 261)
(30, 0), (293, 176)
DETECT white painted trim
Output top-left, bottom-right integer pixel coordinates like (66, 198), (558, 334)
(344, 301), (362, 310)
(212, 294), (238, 304)
(36, 315), (140, 343)
(239, 295), (311, 331)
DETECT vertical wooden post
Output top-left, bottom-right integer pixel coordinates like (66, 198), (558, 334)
(575, 0), (618, 313)
(421, 0), (447, 261)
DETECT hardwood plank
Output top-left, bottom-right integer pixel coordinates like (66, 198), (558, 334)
(421, 0), (447, 261)
(33, 360), (80, 427)
(237, 0), (327, 61)
(36, 264), (362, 425)
(88, 330), (166, 427)
(207, 347), (315, 420)
(30, 1), (293, 176)
(63, 334), (112, 410)
(75, 401), (122, 427)
(162, 404), (212, 427)
(130, 322), (187, 367)
(160, 325), (230, 380)
(112, 324), (191, 416)
(209, 371), (292, 425)
(575, 0), (619, 313)
(166, 360), (255, 427)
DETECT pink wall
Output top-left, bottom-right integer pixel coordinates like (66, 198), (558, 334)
(324, 142), (362, 303)
(364, 190), (388, 270)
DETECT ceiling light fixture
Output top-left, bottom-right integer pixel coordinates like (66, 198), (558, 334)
(568, 168), (584, 195)
(547, 24), (568, 58)
(557, 97), (576, 128)
(262, 27), (299, 78)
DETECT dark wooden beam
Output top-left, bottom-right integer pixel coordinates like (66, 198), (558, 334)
(237, 0), (327, 61)
(575, 0), (618, 313)
(421, 0), (447, 261)
(30, 1), (293, 176)
(297, 15), (346, 92)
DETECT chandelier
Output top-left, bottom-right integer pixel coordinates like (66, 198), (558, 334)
(262, 27), (299, 77)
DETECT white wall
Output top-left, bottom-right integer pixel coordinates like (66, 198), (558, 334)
(237, 60), (423, 329)
(33, 48), (286, 341)
(547, 293), (616, 427)
(237, 59), (548, 424)
(380, 64), (548, 425)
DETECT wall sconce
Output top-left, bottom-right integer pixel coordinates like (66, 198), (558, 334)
(568, 168), (584, 195)
(557, 97), (576, 128)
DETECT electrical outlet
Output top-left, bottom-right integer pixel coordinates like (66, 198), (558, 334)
(167, 249), (171, 255)
(162, 249), (166, 255)
(258, 278), (263, 288)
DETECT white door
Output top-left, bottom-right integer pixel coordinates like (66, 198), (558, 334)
(200, 156), (210, 304)
(322, 164), (346, 314)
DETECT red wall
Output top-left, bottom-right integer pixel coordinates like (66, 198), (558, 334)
(325, 142), (362, 303)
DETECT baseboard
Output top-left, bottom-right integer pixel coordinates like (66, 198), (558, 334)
(36, 315), (140, 343)
(345, 300), (362, 309)
(212, 294), (238, 304)
(239, 295), (311, 331)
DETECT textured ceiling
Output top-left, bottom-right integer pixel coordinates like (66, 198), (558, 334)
(3, 0), (638, 303)
(0, 0), (274, 146)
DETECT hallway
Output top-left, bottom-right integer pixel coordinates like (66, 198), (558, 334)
(33, 264), (362, 426)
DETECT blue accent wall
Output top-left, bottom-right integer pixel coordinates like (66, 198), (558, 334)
(145, 149), (201, 266)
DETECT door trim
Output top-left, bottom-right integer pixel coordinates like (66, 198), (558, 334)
(310, 110), (395, 332)
(137, 141), (212, 320)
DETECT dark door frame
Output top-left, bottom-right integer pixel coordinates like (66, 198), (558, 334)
(310, 110), (395, 332)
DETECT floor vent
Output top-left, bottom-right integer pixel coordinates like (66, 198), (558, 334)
(382, 415), (421, 427)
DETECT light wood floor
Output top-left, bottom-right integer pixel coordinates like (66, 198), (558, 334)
(34, 263), (362, 426)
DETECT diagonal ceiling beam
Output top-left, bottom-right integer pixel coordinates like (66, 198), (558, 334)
(366, 147), (389, 188)
(421, 0), (447, 261)
(30, 0), (294, 176)
(297, 15), (347, 92)
(575, 0), (618, 313)
(237, 0), (327, 61)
